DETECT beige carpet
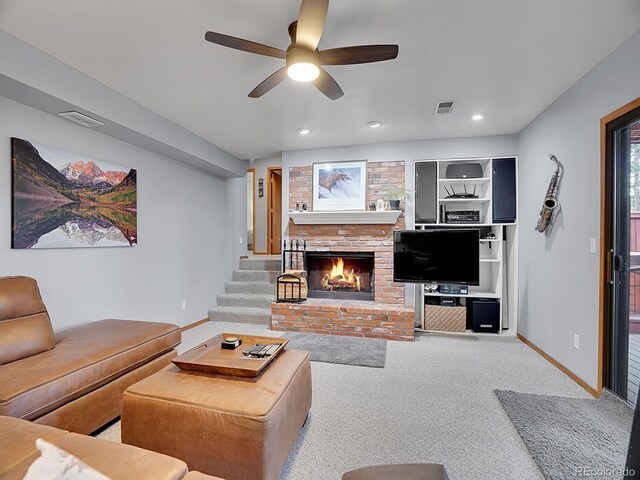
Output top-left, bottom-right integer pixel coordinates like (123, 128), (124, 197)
(95, 320), (599, 480)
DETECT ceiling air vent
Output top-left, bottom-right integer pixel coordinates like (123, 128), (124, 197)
(57, 111), (104, 128)
(434, 101), (455, 115)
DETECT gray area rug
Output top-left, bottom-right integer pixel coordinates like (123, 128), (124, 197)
(495, 389), (633, 480)
(282, 332), (386, 368)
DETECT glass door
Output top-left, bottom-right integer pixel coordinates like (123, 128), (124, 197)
(605, 110), (640, 406)
(627, 119), (640, 406)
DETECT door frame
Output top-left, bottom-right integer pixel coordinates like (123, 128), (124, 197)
(247, 168), (256, 255)
(599, 97), (640, 397)
(266, 167), (282, 255)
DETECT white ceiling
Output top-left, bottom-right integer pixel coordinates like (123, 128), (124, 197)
(1, 0), (639, 159)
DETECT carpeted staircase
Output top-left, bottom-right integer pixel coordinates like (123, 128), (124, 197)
(208, 256), (281, 325)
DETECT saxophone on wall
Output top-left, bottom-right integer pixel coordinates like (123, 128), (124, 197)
(535, 154), (563, 234)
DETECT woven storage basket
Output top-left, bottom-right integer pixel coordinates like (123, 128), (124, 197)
(423, 305), (466, 332)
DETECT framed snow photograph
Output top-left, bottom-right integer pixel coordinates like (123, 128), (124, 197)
(312, 160), (367, 211)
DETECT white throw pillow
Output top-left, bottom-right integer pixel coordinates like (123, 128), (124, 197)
(23, 438), (111, 480)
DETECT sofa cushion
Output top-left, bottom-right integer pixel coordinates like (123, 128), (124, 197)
(0, 415), (68, 477)
(23, 439), (111, 480)
(0, 319), (180, 420)
(0, 416), (190, 480)
(52, 433), (188, 480)
(0, 276), (56, 365)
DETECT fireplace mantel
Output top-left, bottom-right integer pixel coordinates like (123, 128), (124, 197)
(289, 210), (401, 225)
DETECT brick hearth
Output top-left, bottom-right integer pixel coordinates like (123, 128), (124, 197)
(273, 160), (415, 341)
(271, 299), (415, 341)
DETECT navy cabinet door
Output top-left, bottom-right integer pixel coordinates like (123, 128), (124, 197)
(492, 158), (516, 223)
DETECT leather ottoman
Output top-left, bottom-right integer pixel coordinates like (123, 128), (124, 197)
(121, 348), (312, 480)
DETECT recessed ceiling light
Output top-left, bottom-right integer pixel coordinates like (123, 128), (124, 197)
(296, 128), (311, 135)
(472, 113), (486, 121)
(367, 121), (382, 128)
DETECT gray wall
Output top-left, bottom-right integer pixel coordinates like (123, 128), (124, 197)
(518, 28), (640, 389)
(228, 175), (249, 258)
(281, 134), (519, 306)
(250, 155), (281, 254)
(0, 95), (240, 332)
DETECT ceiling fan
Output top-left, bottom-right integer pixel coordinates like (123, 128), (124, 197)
(204, 0), (399, 100)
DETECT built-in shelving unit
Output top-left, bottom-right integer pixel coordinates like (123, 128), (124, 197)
(414, 156), (518, 335)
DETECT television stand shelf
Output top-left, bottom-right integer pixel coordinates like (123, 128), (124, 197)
(423, 291), (500, 299)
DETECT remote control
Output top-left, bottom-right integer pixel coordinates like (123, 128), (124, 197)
(265, 344), (280, 356)
(244, 344), (267, 357)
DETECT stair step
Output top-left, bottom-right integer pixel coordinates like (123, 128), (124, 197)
(225, 281), (275, 295)
(239, 258), (282, 272)
(232, 270), (280, 283)
(208, 306), (272, 326)
(217, 293), (274, 309)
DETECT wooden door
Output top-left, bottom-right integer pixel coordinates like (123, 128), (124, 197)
(268, 168), (282, 254)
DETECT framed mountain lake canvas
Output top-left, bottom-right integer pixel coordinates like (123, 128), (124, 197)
(11, 138), (137, 249)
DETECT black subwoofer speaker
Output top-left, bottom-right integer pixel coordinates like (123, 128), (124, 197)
(469, 299), (500, 333)
(492, 158), (517, 223)
(415, 162), (437, 224)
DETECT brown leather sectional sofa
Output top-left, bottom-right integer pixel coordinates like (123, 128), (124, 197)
(0, 276), (180, 434)
(0, 416), (223, 480)
(0, 275), (447, 480)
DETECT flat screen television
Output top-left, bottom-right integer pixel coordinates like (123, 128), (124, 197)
(393, 229), (480, 285)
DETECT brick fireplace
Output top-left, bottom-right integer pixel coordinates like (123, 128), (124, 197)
(271, 160), (415, 341)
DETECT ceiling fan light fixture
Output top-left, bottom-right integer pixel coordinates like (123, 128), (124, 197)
(287, 62), (320, 82)
(205, 0), (399, 99)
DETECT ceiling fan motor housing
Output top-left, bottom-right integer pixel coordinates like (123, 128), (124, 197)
(285, 45), (318, 69)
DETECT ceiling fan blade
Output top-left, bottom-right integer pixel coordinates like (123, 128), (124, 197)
(313, 67), (344, 100)
(296, 0), (329, 50)
(248, 68), (288, 98)
(205, 31), (286, 59)
(318, 45), (399, 65)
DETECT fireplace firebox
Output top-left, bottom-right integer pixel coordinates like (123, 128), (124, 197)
(305, 251), (374, 301)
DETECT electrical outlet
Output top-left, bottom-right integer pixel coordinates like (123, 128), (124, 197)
(574, 334), (580, 349)
(590, 238), (597, 254)
(239, 236), (243, 245)
(181, 300), (187, 310)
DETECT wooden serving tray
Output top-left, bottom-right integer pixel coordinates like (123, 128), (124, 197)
(172, 333), (288, 377)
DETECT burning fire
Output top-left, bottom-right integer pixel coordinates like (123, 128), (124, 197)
(321, 257), (361, 291)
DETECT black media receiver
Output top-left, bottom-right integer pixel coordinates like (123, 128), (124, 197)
(444, 210), (480, 224)
(439, 284), (469, 295)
